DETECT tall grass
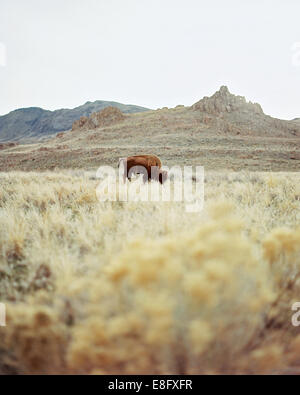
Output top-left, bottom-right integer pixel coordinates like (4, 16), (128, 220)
(1, 171), (300, 374)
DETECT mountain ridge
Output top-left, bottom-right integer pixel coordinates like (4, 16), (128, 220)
(0, 100), (150, 142)
(1, 86), (300, 173)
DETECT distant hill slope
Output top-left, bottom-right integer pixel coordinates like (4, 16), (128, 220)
(1, 86), (300, 172)
(0, 101), (150, 142)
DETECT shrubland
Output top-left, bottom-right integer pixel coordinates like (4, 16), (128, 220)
(1, 171), (300, 374)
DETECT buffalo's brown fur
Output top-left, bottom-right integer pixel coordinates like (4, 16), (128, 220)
(119, 155), (167, 184)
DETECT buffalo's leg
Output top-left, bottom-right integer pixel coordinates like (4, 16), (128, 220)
(150, 166), (160, 182)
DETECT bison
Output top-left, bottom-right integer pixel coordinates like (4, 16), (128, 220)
(118, 155), (167, 184)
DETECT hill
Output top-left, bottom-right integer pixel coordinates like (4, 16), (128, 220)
(0, 101), (149, 142)
(0, 86), (300, 172)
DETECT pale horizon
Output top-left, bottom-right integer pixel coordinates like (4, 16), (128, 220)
(1, 0), (300, 120)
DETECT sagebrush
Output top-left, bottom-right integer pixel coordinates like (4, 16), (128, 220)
(1, 171), (300, 374)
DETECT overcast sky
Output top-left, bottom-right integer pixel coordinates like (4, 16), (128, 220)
(0, 0), (300, 119)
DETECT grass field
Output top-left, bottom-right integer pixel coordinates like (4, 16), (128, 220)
(1, 170), (300, 374)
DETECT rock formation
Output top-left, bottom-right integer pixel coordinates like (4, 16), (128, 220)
(192, 86), (263, 115)
(72, 106), (126, 131)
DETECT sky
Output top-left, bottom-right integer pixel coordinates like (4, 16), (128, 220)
(0, 0), (300, 119)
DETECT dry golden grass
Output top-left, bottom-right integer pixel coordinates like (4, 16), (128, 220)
(1, 170), (300, 374)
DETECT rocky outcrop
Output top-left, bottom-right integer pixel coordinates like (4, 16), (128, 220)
(192, 86), (263, 115)
(0, 142), (19, 150)
(71, 116), (95, 131)
(191, 86), (300, 137)
(72, 106), (126, 131)
(90, 106), (126, 127)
